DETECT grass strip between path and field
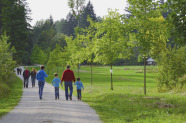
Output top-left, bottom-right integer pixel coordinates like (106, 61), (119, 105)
(0, 73), (23, 118)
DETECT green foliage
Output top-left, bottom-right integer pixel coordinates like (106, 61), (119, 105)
(157, 46), (186, 91)
(47, 44), (67, 69)
(31, 44), (48, 65)
(0, 33), (16, 77)
(178, 74), (186, 89)
(0, 0), (31, 64)
(68, 0), (86, 22)
(0, 34), (22, 118)
(50, 33), (67, 50)
(125, 0), (168, 56)
(31, 19), (56, 50)
(65, 35), (83, 67)
(165, 0), (186, 46)
(38, 29), (56, 50)
(79, 1), (97, 28)
(92, 10), (129, 65)
(54, 19), (66, 34)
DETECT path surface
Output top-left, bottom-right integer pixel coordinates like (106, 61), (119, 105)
(0, 66), (101, 123)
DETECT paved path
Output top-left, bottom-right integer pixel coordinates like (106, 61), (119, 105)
(0, 66), (101, 123)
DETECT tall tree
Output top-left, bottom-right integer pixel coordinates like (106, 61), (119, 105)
(62, 12), (77, 36)
(0, 0), (31, 64)
(0, 33), (16, 73)
(47, 44), (67, 73)
(68, 0), (86, 76)
(50, 33), (67, 50)
(125, 0), (168, 94)
(0, 0), (2, 33)
(54, 19), (66, 34)
(68, 0), (86, 26)
(30, 44), (47, 65)
(31, 19), (56, 50)
(37, 29), (56, 50)
(49, 15), (54, 26)
(92, 10), (129, 90)
(165, 0), (185, 46)
(79, 1), (96, 28)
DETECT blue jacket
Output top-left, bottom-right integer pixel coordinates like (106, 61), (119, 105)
(74, 81), (84, 90)
(52, 78), (61, 87)
(36, 70), (48, 81)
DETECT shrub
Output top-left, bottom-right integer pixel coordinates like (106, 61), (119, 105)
(157, 46), (186, 91)
(0, 33), (16, 97)
(178, 74), (186, 89)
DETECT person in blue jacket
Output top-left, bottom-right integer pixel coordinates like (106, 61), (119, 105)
(74, 77), (84, 100)
(52, 73), (63, 100)
(36, 65), (48, 100)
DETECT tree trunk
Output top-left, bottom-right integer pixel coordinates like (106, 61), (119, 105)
(144, 57), (146, 95)
(91, 60), (93, 86)
(47, 66), (49, 75)
(111, 64), (113, 90)
(78, 64), (79, 77)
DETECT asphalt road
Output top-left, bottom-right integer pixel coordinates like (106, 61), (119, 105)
(0, 66), (101, 123)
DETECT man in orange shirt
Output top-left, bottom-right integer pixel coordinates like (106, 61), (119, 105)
(61, 65), (75, 100)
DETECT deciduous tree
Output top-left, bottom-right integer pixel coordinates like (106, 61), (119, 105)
(125, 0), (168, 94)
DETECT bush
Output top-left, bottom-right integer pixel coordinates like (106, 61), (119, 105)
(157, 46), (186, 91)
(0, 33), (17, 97)
(178, 74), (186, 89)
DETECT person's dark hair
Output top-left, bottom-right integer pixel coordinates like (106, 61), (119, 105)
(41, 65), (45, 70)
(77, 77), (80, 81)
(66, 65), (70, 69)
(54, 73), (58, 76)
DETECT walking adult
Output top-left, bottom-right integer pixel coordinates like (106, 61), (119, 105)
(17, 68), (20, 75)
(36, 65), (48, 100)
(30, 68), (36, 87)
(61, 65), (75, 100)
(23, 67), (30, 88)
(19, 68), (22, 75)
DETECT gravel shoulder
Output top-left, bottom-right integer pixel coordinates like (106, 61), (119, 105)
(0, 66), (101, 123)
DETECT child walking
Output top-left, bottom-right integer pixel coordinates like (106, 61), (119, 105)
(52, 73), (62, 100)
(74, 77), (84, 100)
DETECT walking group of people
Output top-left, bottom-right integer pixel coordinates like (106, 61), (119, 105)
(21, 67), (37, 88)
(20, 65), (84, 101)
(16, 67), (22, 75)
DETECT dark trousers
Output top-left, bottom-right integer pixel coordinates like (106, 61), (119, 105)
(64, 81), (73, 100)
(55, 87), (59, 99)
(77, 89), (81, 100)
(38, 81), (45, 99)
(24, 78), (29, 88)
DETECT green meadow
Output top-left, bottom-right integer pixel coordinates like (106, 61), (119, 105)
(29, 65), (186, 123)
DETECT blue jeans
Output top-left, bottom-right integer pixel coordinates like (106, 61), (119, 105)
(64, 81), (73, 99)
(38, 81), (45, 99)
(31, 77), (35, 87)
(55, 87), (59, 99)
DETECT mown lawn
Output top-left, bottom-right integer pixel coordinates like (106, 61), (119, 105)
(0, 73), (23, 118)
(30, 65), (186, 122)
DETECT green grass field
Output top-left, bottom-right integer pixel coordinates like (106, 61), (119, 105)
(29, 65), (186, 123)
(0, 73), (23, 118)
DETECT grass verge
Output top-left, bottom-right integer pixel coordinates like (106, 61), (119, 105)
(0, 73), (23, 118)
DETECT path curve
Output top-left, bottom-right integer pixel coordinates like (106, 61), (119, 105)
(0, 66), (101, 123)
